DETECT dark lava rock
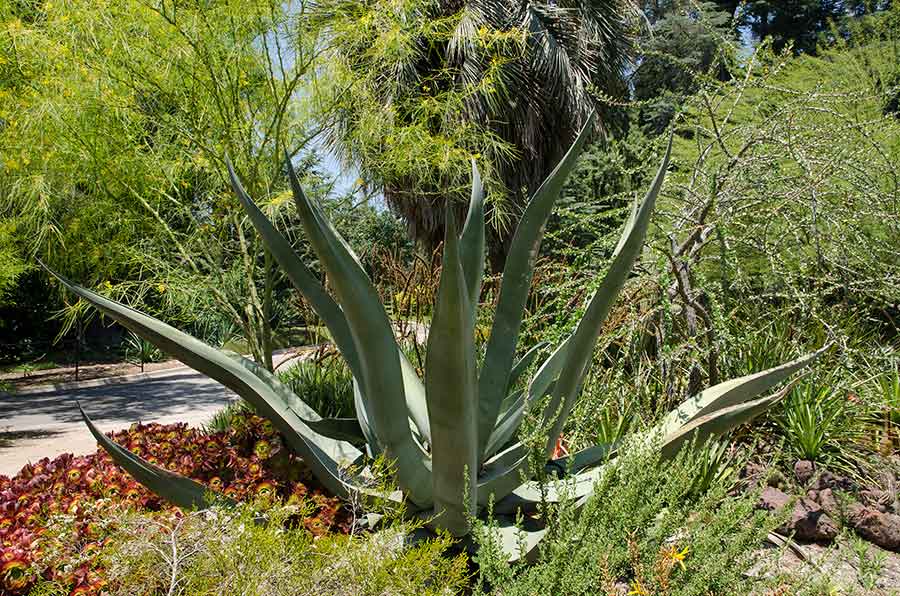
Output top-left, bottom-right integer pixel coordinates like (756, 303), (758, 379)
(758, 487), (839, 543)
(814, 470), (854, 492)
(848, 504), (900, 551)
(794, 460), (816, 484)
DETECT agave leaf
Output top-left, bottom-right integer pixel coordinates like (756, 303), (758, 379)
(459, 159), (485, 318)
(508, 342), (548, 392)
(526, 335), (571, 404)
(658, 347), (827, 438)
(500, 381), (798, 513)
(477, 443), (530, 506)
(544, 135), (672, 456)
(285, 156), (433, 506)
(425, 208), (478, 536)
(399, 350), (432, 445)
(353, 378), (380, 457)
(226, 159), (363, 387)
(298, 415), (366, 444)
(659, 382), (795, 459)
(79, 402), (225, 510)
(484, 516), (547, 563)
(231, 160), (432, 447)
(41, 263), (366, 500)
(550, 441), (618, 474)
(477, 114), (596, 457)
(483, 390), (525, 458)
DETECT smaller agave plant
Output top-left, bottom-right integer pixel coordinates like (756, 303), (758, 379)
(43, 114), (824, 560)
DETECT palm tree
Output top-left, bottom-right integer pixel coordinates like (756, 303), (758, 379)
(312, 0), (640, 268)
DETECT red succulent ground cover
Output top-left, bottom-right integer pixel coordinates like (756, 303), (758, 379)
(0, 411), (351, 596)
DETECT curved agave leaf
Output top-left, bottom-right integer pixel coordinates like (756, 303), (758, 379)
(285, 157), (433, 506)
(353, 378), (380, 457)
(543, 135), (672, 457)
(230, 160), (432, 448)
(477, 114), (596, 458)
(425, 208), (478, 536)
(508, 342), (548, 392)
(658, 347), (827, 438)
(79, 402), (226, 510)
(527, 335), (571, 404)
(550, 441), (617, 475)
(41, 263), (366, 500)
(226, 159), (362, 385)
(459, 159), (486, 319)
(482, 515), (547, 563)
(299, 416), (366, 444)
(658, 381), (795, 459)
(496, 378), (800, 515)
(399, 351), (432, 445)
(483, 390), (525, 458)
(476, 442), (530, 506)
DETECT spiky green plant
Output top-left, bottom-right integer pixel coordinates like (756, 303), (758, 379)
(41, 115), (824, 559)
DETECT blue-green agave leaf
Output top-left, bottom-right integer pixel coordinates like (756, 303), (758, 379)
(298, 416), (366, 444)
(483, 390), (525, 458)
(543, 135), (672, 456)
(42, 263), (365, 500)
(658, 347), (827, 437)
(477, 114), (596, 457)
(226, 158), (363, 386)
(526, 335), (572, 404)
(285, 156), (433, 506)
(459, 159), (485, 318)
(508, 342), (548, 392)
(425, 208), (478, 536)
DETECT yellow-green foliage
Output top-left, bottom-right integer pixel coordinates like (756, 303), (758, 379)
(473, 439), (778, 596)
(660, 27), (900, 306)
(33, 505), (468, 596)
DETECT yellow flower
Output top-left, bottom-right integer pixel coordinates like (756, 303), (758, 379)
(663, 545), (689, 571)
(157, 283), (166, 293)
(627, 580), (648, 595)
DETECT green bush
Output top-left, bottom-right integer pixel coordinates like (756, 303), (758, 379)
(276, 350), (355, 419)
(32, 505), (468, 596)
(473, 439), (777, 596)
(776, 382), (866, 470)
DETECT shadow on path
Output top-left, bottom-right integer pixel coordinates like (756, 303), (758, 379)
(0, 369), (237, 427)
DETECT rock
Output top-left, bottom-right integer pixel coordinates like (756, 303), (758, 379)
(806, 489), (819, 502)
(758, 487), (838, 543)
(759, 486), (791, 511)
(848, 504), (900, 551)
(860, 489), (891, 513)
(791, 499), (839, 543)
(794, 460), (815, 484)
(814, 470), (853, 492)
(818, 488), (840, 518)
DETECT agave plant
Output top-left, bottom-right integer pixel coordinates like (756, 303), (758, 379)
(42, 114), (824, 559)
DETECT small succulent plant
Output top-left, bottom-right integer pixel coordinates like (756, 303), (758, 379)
(0, 412), (345, 595)
(43, 114), (823, 559)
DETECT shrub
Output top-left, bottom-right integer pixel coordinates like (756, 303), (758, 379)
(276, 348), (355, 419)
(472, 439), (777, 596)
(34, 505), (468, 596)
(25, 503), (467, 596)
